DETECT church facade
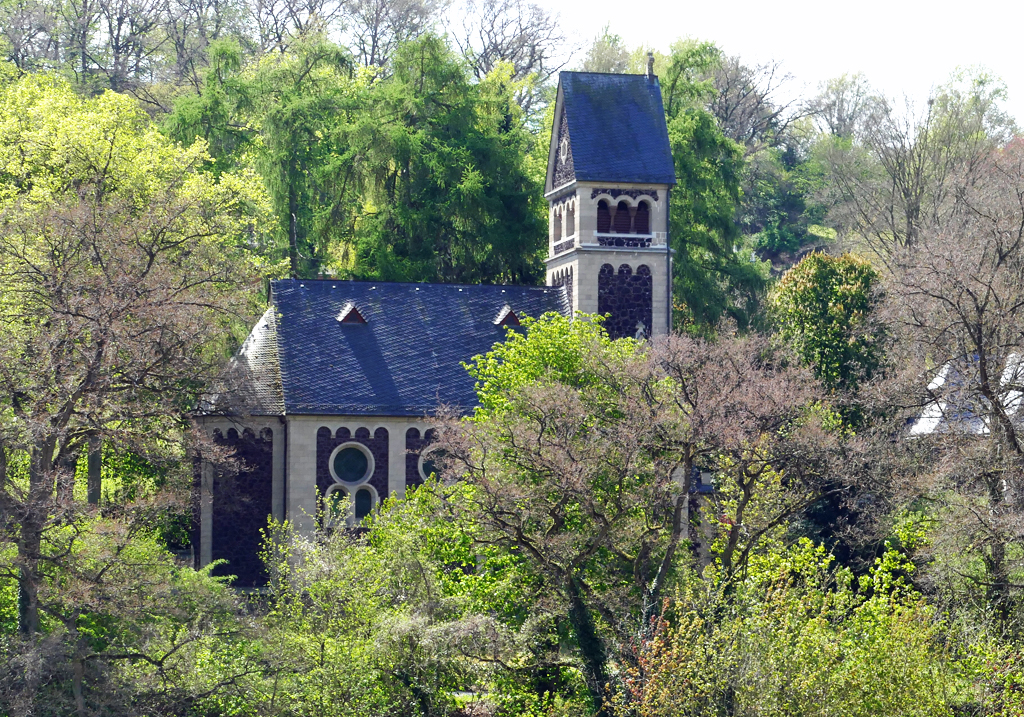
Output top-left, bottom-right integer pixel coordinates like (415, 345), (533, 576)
(195, 68), (677, 586)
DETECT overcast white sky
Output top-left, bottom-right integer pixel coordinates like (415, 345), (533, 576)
(546, 0), (1024, 122)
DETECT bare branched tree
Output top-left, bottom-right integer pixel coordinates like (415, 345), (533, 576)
(825, 71), (1016, 262)
(451, 0), (562, 80)
(343, 0), (440, 67)
(248, 0), (344, 54)
(706, 56), (805, 155)
(808, 72), (882, 139)
(163, 0), (247, 88)
(0, 0), (58, 70)
(874, 139), (1024, 631)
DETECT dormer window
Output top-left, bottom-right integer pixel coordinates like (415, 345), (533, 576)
(494, 305), (521, 327)
(336, 302), (366, 324)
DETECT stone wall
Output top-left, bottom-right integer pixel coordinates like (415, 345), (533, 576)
(405, 427), (437, 488)
(598, 263), (653, 339)
(210, 427), (274, 587)
(315, 425), (389, 501)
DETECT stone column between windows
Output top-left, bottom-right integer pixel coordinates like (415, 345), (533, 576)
(271, 422), (285, 522)
(286, 418), (317, 537)
(200, 459), (213, 567)
(388, 420), (408, 500)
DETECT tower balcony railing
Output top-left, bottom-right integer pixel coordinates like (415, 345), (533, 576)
(590, 231), (665, 248)
(552, 232), (667, 257)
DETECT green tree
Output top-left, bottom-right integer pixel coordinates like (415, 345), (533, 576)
(616, 539), (962, 717)
(0, 71), (269, 642)
(349, 36), (546, 284)
(769, 252), (882, 393)
(654, 41), (770, 330)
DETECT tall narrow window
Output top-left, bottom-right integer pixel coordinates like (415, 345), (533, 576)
(566, 205), (576, 236)
(613, 201), (631, 233)
(634, 201), (650, 234)
(553, 210), (562, 242)
(355, 488), (373, 520)
(597, 200), (611, 233)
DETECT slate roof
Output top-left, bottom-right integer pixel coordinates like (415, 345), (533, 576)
(558, 72), (676, 186)
(236, 279), (570, 416)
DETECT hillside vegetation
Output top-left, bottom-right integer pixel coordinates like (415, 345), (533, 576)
(1, 6), (1024, 716)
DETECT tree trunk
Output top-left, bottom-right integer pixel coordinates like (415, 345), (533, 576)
(566, 574), (609, 715)
(18, 517), (42, 636)
(87, 435), (102, 505)
(19, 444), (56, 636)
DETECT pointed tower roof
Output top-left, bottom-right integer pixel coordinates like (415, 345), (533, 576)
(546, 72), (677, 192)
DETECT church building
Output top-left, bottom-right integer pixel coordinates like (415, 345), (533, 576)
(196, 68), (677, 586)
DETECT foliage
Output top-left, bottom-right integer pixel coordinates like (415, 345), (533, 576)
(616, 539), (962, 717)
(348, 37), (546, 285)
(0, 68), (267, 655)
(769, 252), (883, 392)
(0, 517), (259, 715)
(166, 34), (546, 283)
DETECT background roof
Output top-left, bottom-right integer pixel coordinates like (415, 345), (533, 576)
(257, 279), (569, 416)
(558, 72), (676, 186)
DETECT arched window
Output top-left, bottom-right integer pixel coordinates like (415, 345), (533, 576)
(613, 200), (631, 233)
(634, 201), (650, 234)
(566, 204), (576, 236)
(324, 485), (347, 528)
(597, 200), (611, 233)
(618, 264), (633, 276)
(553, 209), (562, 242)
(354, 487), (373, 520)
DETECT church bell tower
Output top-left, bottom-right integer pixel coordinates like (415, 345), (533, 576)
(544, 67), (676, 339)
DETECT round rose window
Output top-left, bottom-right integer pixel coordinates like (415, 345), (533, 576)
(333, 446), (369, 484)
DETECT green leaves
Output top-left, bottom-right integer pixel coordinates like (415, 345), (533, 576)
(669, 106), (767, 330)
(769, 252), (882, 393)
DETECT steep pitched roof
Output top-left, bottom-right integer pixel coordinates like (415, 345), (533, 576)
(909, 357), (1024, 436)
(548, 72), (676, 190)
(240, 279), (569, 416)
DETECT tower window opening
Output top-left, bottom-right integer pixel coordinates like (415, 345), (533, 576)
(613, 200), (632, 233)
(553, 209), (562, 242)
(566, 204), (575, 236)
(635, 201), (650, 234)
(597, 200), (611, 233)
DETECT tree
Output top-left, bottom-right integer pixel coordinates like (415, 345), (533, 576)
(436, 313), (835, 712)
(615, 539), (959, 717)
(579, 25), (628, 74)
(809, 72), (882, 140)
(451, 0), (566, 88)
(0, 73), (269, 641)
(770, 252), (883, 393)
(877, 138), (1024, 632)
(348, 35), (546, 284)
(825, 69), (1017, 261)
(344, 0), (440, 67)
(706, 55), (802, 156)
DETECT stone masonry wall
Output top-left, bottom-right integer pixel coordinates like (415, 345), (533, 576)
(598, 263), (653, 340)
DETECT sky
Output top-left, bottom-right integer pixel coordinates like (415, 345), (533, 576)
(546, 0), (1024, 123)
